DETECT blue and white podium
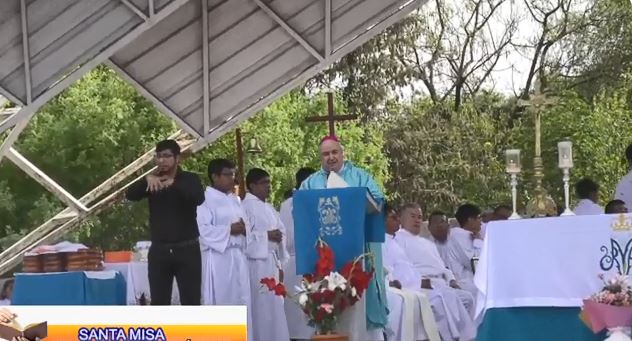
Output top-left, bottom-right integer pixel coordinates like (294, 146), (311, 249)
(293, 187), (384, 341)
(293, 187), (384, 274)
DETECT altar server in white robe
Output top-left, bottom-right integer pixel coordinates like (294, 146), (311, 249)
(196, 159), (252, 340)
(242, 168), (290, 341)
(395, 203), (476, 318)
(386, 205), (476, 341)
(574, 178), (604, 215)
(280, 167), (315, 340)
(446, 204), (483, 298)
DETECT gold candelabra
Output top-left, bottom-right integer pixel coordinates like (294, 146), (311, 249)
(513, 79), (559, 218)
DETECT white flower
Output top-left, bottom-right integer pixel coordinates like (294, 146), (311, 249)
(351, 287), (357, 297)
(298, 293), (308, 306)
(308, 282), (320, 292)
(325, 272), (347, 291)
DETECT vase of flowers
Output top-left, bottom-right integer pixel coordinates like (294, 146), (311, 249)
(581, 274), (632, 341)
(260, 239), (373, 340)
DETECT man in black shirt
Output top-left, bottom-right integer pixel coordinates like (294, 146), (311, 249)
(126, 139), (205, 305)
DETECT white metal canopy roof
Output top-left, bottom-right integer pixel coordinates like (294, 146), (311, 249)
(0, 0), (425, 273)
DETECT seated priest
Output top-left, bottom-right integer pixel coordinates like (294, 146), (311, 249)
(426, 211), (451, 265)
(446, 204), (483, 298)
(574, 178), (604, 215)
(242, 168), (290, 341)
(299, 135), (388, 339)
(382, 204), (434, 341)
(386, 204), (476, 341)
(394, 203), (476, 316)
(384, 205), (472, 341)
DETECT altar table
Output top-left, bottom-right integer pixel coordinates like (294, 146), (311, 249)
(474, 214), (630, 340)
(12, 271), (126, 305)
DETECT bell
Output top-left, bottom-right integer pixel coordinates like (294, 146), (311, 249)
(247, 137), (262, 154)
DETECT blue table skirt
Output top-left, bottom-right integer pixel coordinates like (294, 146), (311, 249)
(13, 272), (126, 305)
(477, 307), (607, 341)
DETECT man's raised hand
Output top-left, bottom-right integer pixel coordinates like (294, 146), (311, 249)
(146, 174), (163, 193)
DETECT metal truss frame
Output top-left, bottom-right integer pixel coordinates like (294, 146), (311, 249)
(0, 0), (425, 275)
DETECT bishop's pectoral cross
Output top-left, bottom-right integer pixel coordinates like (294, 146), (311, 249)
(305, 91), (358, 136)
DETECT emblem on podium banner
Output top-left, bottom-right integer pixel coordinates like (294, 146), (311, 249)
(318, 196), (343, 236)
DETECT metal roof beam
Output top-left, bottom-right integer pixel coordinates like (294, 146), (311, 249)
(0, 0), (191, 137)
(252, 0), (325, 63)
(0, 86), (24, 109)
(196, 0), (425, 145)
(106, 60), (202, 138)
(201, 0), (210, 137)
(325, 0), (331, 58)
(119, 0), (149, 21)
(5, 147), (89, 213)
(19, 0), (32, 105)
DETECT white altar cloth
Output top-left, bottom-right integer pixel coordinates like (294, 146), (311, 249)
(104, 262), (180, 305)
(474, 214), (632, 319)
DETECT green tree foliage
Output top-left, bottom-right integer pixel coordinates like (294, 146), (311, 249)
(385, 94), (516, 213)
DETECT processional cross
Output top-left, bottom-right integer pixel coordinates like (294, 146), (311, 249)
(305, 91), (358, 136)
(517, 78), (559, 217)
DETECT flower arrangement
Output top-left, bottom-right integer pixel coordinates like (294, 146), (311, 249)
(260, 239), (374, 336)
(581, 274), (632, 341)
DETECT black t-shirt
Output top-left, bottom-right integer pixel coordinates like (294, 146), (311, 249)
(126, 169), (205, 244)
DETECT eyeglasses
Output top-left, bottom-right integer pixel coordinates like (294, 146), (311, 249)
(154, 153), (175, 159)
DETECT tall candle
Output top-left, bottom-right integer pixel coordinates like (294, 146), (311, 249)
(505, 149), (521, 173)
(557, 141), (573, 168)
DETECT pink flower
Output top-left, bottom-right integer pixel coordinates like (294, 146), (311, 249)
(320, 303), (334, 314)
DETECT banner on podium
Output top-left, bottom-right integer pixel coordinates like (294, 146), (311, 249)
(293, 187), (384, 274)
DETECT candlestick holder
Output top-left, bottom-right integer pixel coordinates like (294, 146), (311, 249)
(560, 167), (574, 216)
(508, 173), (521, 220)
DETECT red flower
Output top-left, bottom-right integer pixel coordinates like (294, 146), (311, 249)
(311, 291), (323, 304)
(315, 309), (325, 322)
(321, 289), (336, 303)
(273, 283), (287, 297)
(260, 277), (278, 290)
(260, 277), (287, 297)
(315, 243), (335, 278)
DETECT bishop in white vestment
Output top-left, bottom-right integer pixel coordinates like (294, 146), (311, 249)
(280, 168), (316, 340)
(196, 159), (252, 340)
(242, 168), (290, 341)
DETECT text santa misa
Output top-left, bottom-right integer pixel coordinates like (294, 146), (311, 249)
(78, 327), (167, 340)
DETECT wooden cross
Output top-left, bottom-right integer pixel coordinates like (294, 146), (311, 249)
(305, 91), (358, 136)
